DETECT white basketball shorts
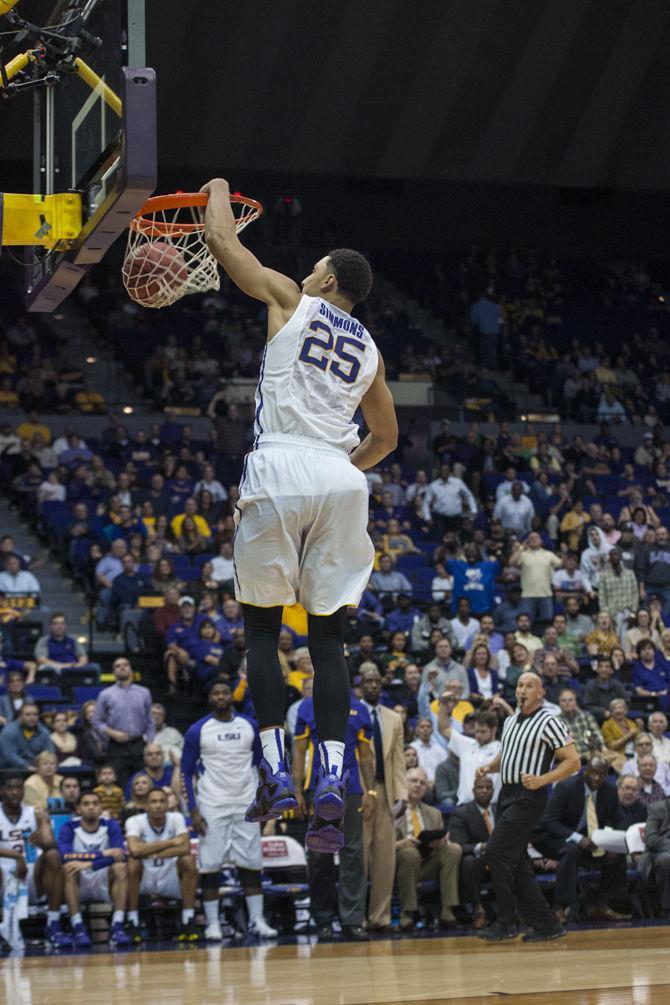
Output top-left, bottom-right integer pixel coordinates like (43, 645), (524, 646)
(197, 804), (263, 873)
(0, 862), (39, 904)
(234, 437), (374, 615)
(79, 866), (112, 904)
(139, 860), (182, 900)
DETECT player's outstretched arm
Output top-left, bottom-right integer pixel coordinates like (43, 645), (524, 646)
(350, 354), (398, 471)
(201, 177), (301, 310)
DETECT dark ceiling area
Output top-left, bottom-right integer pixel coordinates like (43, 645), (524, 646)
(148, 0), (670, 190)
(3, 0), (670, 191)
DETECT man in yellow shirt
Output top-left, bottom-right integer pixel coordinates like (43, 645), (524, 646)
(170, 497), (211, 539)
(16, 411), (51, 444)
(286, 646), (314, 693)
(510, 533), (562, 625)
(514, 613), (543, 653)
(0, 379), (18, 408)
(74, 388), (106, 414)
(281, 603), (308, 641)
(559, 500), (590, 552)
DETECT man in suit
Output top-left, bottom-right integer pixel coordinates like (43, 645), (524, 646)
(534, 755), (629, 923)
(638, 796), (670, 916)
(360, 667), (408, 931)
(448, 775), (496, 929)
(395, 767), (462, 931)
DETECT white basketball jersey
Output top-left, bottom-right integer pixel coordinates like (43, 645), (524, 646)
(125, 811), (187, 848)
(125, 811), (187, 874)
(253, 295), (379, 453)
(196, 714), (258, 809)
(0, 804), (37, 873)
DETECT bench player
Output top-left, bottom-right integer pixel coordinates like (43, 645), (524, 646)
(0, 774), (71, 948)
(201, 177), (398, 853)
(125, 788), (199, 942)
(57, 790), (131, 947)
(181, 680), (277, 940)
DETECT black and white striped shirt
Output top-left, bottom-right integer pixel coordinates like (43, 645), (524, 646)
(500, 707), (572, 784)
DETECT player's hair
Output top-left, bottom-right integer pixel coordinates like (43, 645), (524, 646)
(96, 763), (116, 778)
(0, 772), (25, 786)
(207, 677), (231, 696)
(475, 711), (498, 730)
(77, 790), (100, 805)
(326, 248), (372, 305)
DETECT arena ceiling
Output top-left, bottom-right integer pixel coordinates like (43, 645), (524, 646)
(3, 0), (670, 190)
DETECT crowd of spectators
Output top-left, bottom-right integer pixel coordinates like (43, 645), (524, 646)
(74, 264), (445, 413)
(376, 245), (670, 423)
(4, 242), (670, 946)
(0, 315), (105, 417)
(2, 400), (670, 945)
(458, 247), (670, 424)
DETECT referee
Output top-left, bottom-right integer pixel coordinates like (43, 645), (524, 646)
(475, 672), (580, 943)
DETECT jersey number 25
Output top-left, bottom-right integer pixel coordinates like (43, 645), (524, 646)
(298, 320), (365, 384)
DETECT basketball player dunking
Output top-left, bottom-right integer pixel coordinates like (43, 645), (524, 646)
(201, 177), (398, 853)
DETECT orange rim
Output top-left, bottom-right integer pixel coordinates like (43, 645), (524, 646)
(131, 192), (263, 236)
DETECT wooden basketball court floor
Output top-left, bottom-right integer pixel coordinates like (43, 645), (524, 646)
(2, 926), (669, 1005)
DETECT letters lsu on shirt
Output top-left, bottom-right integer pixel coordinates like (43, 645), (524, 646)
(181, 713), (261, 810)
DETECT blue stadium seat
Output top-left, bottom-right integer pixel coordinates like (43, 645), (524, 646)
(26, 685), (62, 701)
(413, 567), (436, 601)
(604, 497), (624, 518)
(50, 813), (73, 840)
(70, 539), (93, 570)
(179, 568), (201, 582)
(396, 554), (428, 573)
(73, 685), (104, 705)
(40, 501), (69, 521)
(194, 553), (216, 568)
(415, 541), (438, 557)
(159, 422), (185, 443)
(61, 667), (100, 688)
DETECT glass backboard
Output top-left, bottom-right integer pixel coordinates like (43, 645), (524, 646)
(26, 0), (156, 310)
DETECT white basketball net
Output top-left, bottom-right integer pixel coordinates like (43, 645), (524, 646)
(122, 198), (261, 309)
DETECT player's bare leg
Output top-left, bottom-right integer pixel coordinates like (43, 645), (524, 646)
(177, 853), (197, 909)
(35, 849), (72, 948)
(127, 857), (143, 913)
(175, 854), (200, 942)
(239, 867), (277, 939)
(201, 872), (223, 940)
(125, 858), (144, 943)
(64, 871), (92, 948)
(108, 862), (132, 946)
